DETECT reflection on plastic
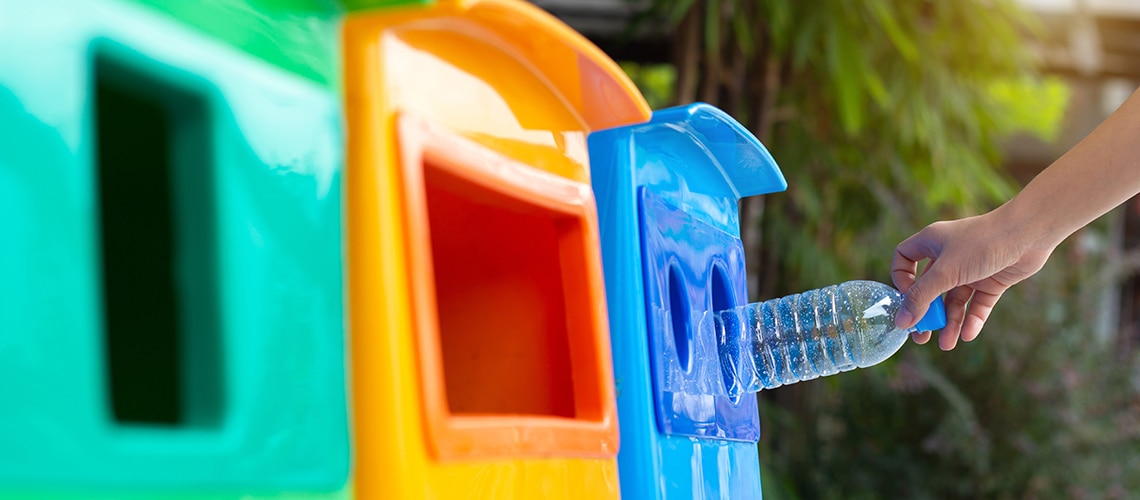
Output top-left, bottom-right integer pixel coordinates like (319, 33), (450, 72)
(365, 0), (650, 183)
(589, 103), (786, 500)
(630, 104), (788, 235)
(0, 0), (348, 495)
(706, 280), (949, 398)
(344, 1), (645, 499)
(639, 188), (760, 442)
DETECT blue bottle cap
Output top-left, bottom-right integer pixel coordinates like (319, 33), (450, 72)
(914, 295), (948, 332)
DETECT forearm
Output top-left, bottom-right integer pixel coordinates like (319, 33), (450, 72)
(998, 87), (1140, 250)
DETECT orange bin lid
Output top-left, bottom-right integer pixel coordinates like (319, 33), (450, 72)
(345, 0), (651, 183)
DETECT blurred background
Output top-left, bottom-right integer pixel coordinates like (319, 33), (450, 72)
(531, 0), (1140, 498)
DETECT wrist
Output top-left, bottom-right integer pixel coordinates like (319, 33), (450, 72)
(991, 193), (1068, 254)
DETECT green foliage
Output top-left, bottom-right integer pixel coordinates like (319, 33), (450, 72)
(639, 0), (1140, 497)
(755, 227), (1140, 499)
(618, 62), (677, 110)
(988, 77), (1072, 142)
(754, 0), (1038, 291)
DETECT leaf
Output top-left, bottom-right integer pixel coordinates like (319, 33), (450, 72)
(790, 6), (821, 70)
(863, 71), (889, 108)
(763, 0), (792, 52)
(659, 0), (698, 26)
(826, 18), (866, 135)
(644, 0), (1134, 495)
(731, 5), (755, 58)
(867, 0), (919, 63)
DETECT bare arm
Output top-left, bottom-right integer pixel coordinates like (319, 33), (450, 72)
(1008, 87), (1140, 248)
(892, 87), (1140, 350)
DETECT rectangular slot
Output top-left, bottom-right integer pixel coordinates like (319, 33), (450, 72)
(96, 55), (222, 427)
(425, 163), (577, 418)
(638, 188), (761, 441)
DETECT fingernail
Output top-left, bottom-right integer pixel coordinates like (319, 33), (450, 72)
(895, 309), (914, 329)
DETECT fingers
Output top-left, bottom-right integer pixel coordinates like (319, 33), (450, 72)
(892, 228), (939, 292)
(915, 284), (1002, 350)
(893, 225), (955, 329)
(961, 288), (1002, 343)
(892, 224), (947, 288)
(937, 286), (975, 351)
(895, 219), (1013, 351)
(891, 248), (919, 294)
(911, 330), (932, 345)
(891, 231), (935, 293)
(897, 261), (957, 330)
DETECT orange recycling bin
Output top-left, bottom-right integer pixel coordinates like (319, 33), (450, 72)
(343, 0), (651, 498)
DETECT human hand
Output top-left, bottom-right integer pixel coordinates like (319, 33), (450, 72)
(891, 211), (1055, 350)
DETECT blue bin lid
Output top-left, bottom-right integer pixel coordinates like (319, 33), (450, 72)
(645, 103), (787, 199)
(594, 102), (788, 236)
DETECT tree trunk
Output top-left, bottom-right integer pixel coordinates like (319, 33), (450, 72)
(742, 29), (782, 301)
(673, 3), (702, 105)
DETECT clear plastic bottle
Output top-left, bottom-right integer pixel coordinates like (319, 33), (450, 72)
(706, 280), (946, 397)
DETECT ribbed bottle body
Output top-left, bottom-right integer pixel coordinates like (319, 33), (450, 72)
(711, 281), (913, 397)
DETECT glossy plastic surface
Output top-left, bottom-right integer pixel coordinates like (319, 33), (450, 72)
(127, 0), (434, 88)
(344, 0), (650, 183)
(712, 281), (949, 396)
(0, 0), (348, 497)
(343, 0), (433, 10)
(128, 0), (343, 87)
(588, 103), (787, 500)
(400, 115), (618, 459)
(640, 189), (759, 440)
(343, 1), (647, 498)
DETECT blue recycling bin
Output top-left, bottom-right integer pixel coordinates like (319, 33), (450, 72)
(588, 103), (787, 499)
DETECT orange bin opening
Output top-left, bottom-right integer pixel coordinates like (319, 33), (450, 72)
(424, 163), (578, 418)
(399, 116), (617, 460)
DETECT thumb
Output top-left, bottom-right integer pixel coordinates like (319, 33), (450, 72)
(896, 262), (954, 330)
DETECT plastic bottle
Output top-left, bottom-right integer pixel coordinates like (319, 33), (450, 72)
(706, 280), (947, 397)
